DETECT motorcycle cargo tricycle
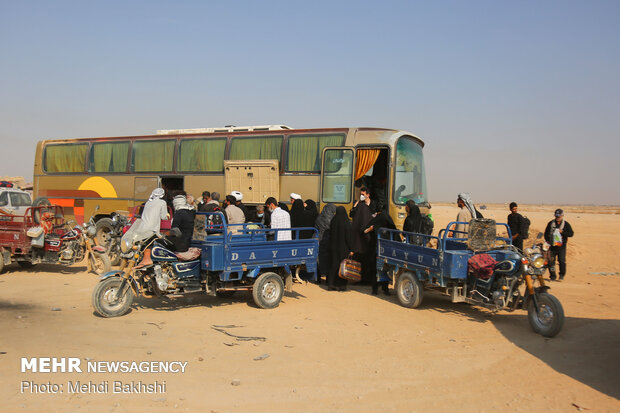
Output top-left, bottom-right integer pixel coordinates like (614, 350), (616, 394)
(377, 219), (565, 337)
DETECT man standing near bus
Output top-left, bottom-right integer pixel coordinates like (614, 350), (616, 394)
(265, 197), (291, 241)
(224, 194), (245, 234)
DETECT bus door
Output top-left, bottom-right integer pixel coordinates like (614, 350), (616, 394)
(320, 147), (355, 210)
(354, 146), (390, 210)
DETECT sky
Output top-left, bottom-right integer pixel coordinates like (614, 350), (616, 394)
(1, 0), (619, 205)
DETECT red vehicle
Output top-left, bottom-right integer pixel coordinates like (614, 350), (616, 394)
(0, 205), (110, 274)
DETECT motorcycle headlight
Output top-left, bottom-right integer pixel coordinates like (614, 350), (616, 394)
(87, 226), (97, 237)
(531, 254), (545, 269)
(121, 238), (131, 253)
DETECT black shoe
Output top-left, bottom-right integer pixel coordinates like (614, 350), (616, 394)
(549, 274), (556, 281)
(383, 288), (391, 296)
(371, 288), (378, 295)
(559, 275), (565, 281)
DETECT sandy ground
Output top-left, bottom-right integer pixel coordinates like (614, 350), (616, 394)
(1, 204), (619, 412)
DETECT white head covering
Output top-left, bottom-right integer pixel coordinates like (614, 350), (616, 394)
(290, 192), (302, 200)
(149, 188), (165, 201)
(458, 192), (478, 219)
(231, 191), (243, 201)
(172, 194), (193, 211)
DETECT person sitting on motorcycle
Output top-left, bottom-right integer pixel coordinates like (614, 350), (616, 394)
(169, 192), (196, 253)
(136, 188), (169, 267)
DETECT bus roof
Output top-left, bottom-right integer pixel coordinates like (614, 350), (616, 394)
(38, 126), (423, 147)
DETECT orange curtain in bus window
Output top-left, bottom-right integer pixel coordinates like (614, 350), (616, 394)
(354, 149), (380, 181)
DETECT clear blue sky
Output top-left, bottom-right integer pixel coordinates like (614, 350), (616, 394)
(1, 0), (619, 205)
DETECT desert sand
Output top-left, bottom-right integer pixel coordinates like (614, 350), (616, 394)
(0, 204), (619, 412)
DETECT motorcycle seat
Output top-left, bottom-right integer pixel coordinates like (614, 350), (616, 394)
(175, 247), (201, 261)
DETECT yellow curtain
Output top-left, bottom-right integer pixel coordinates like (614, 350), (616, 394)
(91, 142), (129, 172)
(179, 139), (226, 171)
(355, 149), (380, 181)
(93, 143), (113, 171)
(45, 144), (88, 172)
(230, 136), (282, 161)
(287, 134), (344, 171)
(133, 140), (175, 172)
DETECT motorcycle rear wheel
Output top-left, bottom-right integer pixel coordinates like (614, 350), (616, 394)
(527, 293), (565, 338)
(95, 218), (114, 247)
(252, 272), (284, 309)
(92, 277), (133, 318)
(396, 272), (423, 308)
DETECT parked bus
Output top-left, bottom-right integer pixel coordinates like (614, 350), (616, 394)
(32, 125), (428, 227)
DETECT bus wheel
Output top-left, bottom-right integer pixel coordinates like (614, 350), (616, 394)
(252, 272), (284, 309)
(396, 272), (423, 308)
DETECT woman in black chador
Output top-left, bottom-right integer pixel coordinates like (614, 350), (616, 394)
(351, 200), (373, 285)
(290, 199), (311, 239)
(328, 206), (352, 291)
(403, 200), (422, 233)
(315, 203), (336, 285)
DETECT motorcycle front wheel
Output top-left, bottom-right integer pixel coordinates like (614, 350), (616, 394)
(89, 251), (111, 275)
(527, 293), (565, 338)
(92, 277), (133, 317)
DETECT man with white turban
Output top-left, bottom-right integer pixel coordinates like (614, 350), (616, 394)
(290, 192), (302, 205)
(450, 192), (479, 238)
(134, 188), (168, 267)
(142, 188), (168, 234)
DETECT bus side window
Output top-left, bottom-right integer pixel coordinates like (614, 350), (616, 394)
(229, 136), (283, 162)
(322, 149), (353, 203)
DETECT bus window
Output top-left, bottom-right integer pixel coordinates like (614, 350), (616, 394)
(131, 140), (175, 172)
(178, 138), (226, 172)
(393, 136), (427, 205)
(321, 148), (353, 203)
(44, 143), (88, 173)
(286, 134), (344, 172)
(89, 141), (130, 173)
(229, 136), (283, 162)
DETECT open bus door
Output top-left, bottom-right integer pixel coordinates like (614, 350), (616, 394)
(319, 147), (355, 211)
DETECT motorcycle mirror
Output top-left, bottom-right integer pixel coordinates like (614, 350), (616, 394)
(536, 232), (543, 239)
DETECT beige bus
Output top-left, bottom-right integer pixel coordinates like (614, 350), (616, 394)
(33, 125), (428, 227)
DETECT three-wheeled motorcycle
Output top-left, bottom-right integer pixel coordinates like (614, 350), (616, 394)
(92, 212), (318, 317)
(377, 219), (565, 337)
(0, 205), (110, 274)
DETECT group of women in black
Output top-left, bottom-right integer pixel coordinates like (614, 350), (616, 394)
(290, 195), (425, 295)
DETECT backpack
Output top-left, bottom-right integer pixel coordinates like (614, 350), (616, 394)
(419, 214), (434, 235)
(521, 216), (531, 240)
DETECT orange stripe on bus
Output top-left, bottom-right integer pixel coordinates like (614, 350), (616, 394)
(50, 199), (75, 207)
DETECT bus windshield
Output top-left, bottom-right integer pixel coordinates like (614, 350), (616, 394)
(393, 136), (428, 206)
